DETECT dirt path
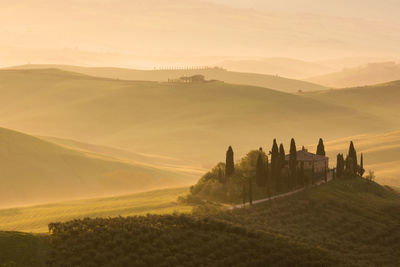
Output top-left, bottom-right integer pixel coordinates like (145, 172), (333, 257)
(229, 172), (333, 210)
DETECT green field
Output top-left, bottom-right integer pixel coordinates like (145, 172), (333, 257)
(0, 187), (191, 233)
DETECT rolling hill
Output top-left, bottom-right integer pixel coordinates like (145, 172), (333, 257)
(2, 177), (399, 266)
(7, 64), (327, 93)
(216, 177), (400, 266)
(0, 68), (388, 171)
(0, 187), (191, 233)
(0, 127), (192, 208)
(217, 57), (334, 79)
(306, 61), (400, 88)
(303, 80), (400, 124)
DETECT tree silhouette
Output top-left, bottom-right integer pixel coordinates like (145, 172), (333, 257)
(336, 154), (345, 178)
(359, 153), (365, 177)
(270, 139), (280, 193)
(279, 143), (286, 191)
(316, 138), (326, 156)
(289, 138), (297, 189)
(256, 153), (265, 187)
(348, 141), (358, 169)
(225, 146), (235, 181)
(265, 155), (270, 197)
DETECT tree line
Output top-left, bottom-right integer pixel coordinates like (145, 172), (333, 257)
(188, 138), (366, 205)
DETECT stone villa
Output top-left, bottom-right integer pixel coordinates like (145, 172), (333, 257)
(285, 147), (329, 173)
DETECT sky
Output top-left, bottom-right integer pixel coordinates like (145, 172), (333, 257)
(0, 0), (399, 67)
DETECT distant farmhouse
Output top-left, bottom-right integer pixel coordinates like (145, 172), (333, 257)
(285, 147), (329, 173)
(168, 74), (214, 83)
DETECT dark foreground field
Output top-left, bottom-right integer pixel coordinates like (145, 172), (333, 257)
(2, 178), (400, 266)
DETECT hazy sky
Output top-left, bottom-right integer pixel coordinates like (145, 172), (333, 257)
(0, 0), (399, 66)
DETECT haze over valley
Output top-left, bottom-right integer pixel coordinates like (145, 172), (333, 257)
(1, 1), (400, 266)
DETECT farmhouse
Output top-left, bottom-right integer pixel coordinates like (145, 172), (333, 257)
(285, 147), (329, 173)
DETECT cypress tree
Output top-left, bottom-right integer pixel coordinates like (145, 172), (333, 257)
(279, 143), (286, 191)
(265, 156), (270, 197)
(225, 146), (235, 181)
(348, 141), (358, 168)
(279, 143), (286, 169)
(345, 155), (356, 176)
(336, 154), (344, 178)
(316, 138), (326, 156)
(289, 138), (297, 189)
(359, 153), (365, 177)
(270, 139), (279, 193)
(256, 153), (265, 187)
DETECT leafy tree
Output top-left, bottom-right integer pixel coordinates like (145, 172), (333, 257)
(256, 153), (265, 187)
(225, 146), (235, 180)
(316, 138), (326, 156)
(365, 170), (375, 182)
(218, 168), (224, 182)
(289, 138), (297, 188)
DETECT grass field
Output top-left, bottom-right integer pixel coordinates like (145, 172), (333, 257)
(0, 231), (48, 266)
(304, 80), (400, 127)
(2, 177), (398, 266)
(0, 187), (191, 233)
(216, 177), (400, 265)
(0, 126), (192, 208)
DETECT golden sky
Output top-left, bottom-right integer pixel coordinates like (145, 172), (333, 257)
(0, 0), (399, 66)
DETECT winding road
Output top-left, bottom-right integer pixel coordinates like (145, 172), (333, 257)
(229, 172), (333, 210)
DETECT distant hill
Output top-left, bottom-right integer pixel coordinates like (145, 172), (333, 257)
(40, 135), (206, 177)
(306, 62), (400, 88)
(308, 130), (400, 187)
(217, 57), (334, 79)
(0, 69), (387, 170)
(0, 127), (192, 208)
(7, 64), (327, 93)
(303, 80), (400, 124)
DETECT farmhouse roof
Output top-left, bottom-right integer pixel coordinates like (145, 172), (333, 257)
(285, 148), (328, 162)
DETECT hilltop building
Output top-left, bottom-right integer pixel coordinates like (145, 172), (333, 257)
(168, 74), (206, 83)
(285, 147), (329, 173)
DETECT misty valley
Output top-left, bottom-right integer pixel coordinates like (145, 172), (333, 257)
(1, 1), (400, 266)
